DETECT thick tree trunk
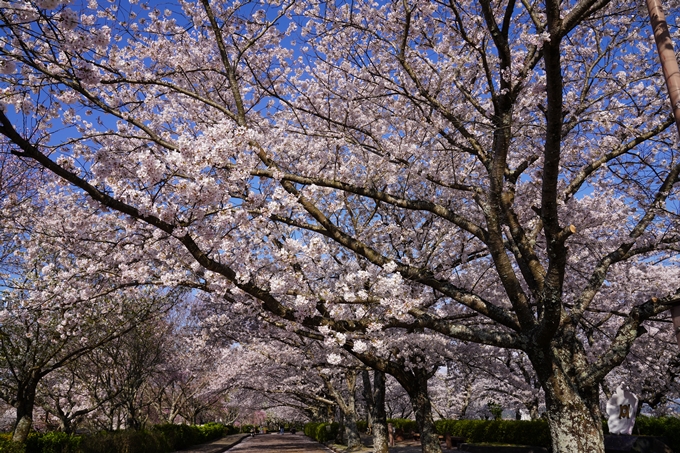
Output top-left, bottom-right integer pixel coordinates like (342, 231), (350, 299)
(342, 371), (362, 450)
(343, 407), (362, 450)
(323, 369), (362, 449)
(533, 353), (605, 453)
(528, 397), (540, 420)
(458, 381), (473, 419)
(12, 383), (37, 443)
(337, 407), (345, 444)
(362, 370), (388, 453)
(399, 370), (442, 453)
(12, 401), (33, 442)
(408, 384), (441, 453)
(545, 396), (604, 453)
(13, 412), (32, 443)
(349, 353), (440, 452)
(372, 417), (389, 453)
(56, 412), (73, 434)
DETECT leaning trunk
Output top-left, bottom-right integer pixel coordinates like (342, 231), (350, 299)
(13, 410), (32, 443)
(349, 354), (440, 452)
(324, 369), (362, 450)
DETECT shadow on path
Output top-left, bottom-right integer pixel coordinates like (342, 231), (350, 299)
(225, 434), (332, 453)
(172, 434), (249, 453)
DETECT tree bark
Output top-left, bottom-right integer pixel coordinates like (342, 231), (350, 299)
(350, 351), (441, 453)
(362, 370), (388, 453)
(13, 414), (32, 443)
(321, 369), (362, 449)
(544, 387), (604, 453)
(12, 380), (37, 443)
(343, 406), (362, 450)
(408, 383), (441, 453)
(527, 396), (540, 420)
(398, 369), (442, 453)
(531, 350), (605, 453)
(54, 409), (74, 434)
(342, 371), (362, 450)
(458, 381), (473, 419)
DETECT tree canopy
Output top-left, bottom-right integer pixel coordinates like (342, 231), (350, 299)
(0, 0), (680, 452)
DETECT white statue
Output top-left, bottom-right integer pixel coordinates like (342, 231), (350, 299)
(520, 409), (531, 421)
(606, 383), (639, 435)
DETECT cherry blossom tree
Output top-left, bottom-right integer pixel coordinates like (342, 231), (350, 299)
(428, 343), (543, 420)
(0, 280), (171, 441)
(145, 338), (227, 425)
(1, 1), (680, 452)
(201, 307), (368, 448)
(603, 320), (680, 416)
(37, 364), (109, 434)
(0, 173), (178, 440)
(161, 339), (238, 426)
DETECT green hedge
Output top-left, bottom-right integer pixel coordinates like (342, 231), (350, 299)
(608, 416), (680, 452)
(303, 422), (340, 443)
(356, 420), (368, 433)
(0, 433), (26, 453)
(237, 424), (255, 434)
(152, 424), (201, 450)
(3, 422), (236, 453)
(435, 417), (680, 451)
(151, 422), (228, 449)
(387, 418), (419, 433)
(78, 430), (170, 453)
(26, 432), (81, 453)
(221, 424), (240, 435)
(434, 419), (551, 448)
(198, 422), (232, 442)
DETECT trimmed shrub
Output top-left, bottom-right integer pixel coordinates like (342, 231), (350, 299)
(25, 432), (81, 453)
(355, 420), (368, 433)
(153, 424), (198, 450)
(237, 424), (255, 434)
(303, 422), (317, 439)
(434, 419), (551, 448)
(0, 435), (26, 453)
(303, 422), (340, 443)
(632, 416), (680, 452)
(196, 422), (226, 442)
(2, 422), (234, 453)
(153, 422), (230, 449)
(222, 424), (239, 435)
(78, 430), (170, 453)
(387, 418), (418, 434)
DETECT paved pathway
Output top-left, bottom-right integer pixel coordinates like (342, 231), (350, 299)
(172, 434), (250, 453)
(218, 433), (461, 453)
(225, 434), (332, 452)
